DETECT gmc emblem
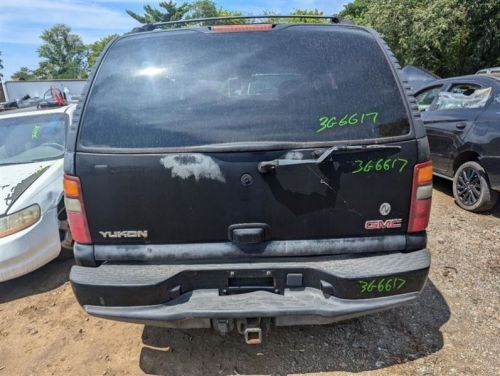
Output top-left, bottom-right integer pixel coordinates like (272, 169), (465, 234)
(365, 219), (403, 230)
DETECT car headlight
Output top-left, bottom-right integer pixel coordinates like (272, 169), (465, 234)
(0, 204), (41, 238)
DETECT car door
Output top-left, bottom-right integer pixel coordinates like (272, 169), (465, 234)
(422, 82), (490, 175)
(417, 84), (452, 173)
(464, 84), (500, 190)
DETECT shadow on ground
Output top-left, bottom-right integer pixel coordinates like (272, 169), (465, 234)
(433, 176), (500, 218)
(432, 176), (453, 196)
(139, 280), (449, 375)
(0, 258), (73, 304)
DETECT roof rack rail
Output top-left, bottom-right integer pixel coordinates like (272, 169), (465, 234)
(130, 14), (350, 33)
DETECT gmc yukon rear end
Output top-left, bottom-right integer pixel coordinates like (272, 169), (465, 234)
(65, 19), (432, 343)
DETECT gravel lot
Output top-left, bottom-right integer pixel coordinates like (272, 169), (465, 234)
(0, 177), (499, 376)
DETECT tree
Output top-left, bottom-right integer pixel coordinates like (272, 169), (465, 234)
(459, 1), (500, 73)
(264, 8), (329, 24)
(33, 61), (57, 80)
(11, 67), (35, 81)
(127, 1), (190, 24)
(87, 34), (119, 70)
(340, 0), (500, 77)
(11, 25), (120, 80)
(37, 24), (88, 79)
(187, 0), (219, 19)
(339, 0), (370, 24)
(186, 0), (243, 22)
(127, 0), (245, 25)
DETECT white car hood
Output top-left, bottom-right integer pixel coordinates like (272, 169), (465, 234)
(0, 160), (56, 215)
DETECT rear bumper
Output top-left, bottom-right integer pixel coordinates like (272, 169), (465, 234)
(70, 248), (430, 327)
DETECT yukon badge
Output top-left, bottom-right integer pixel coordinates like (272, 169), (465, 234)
(365, 219), (402, 230)
(99, 230), (149, 239)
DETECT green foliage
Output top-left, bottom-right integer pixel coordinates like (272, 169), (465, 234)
(460, 1), (500, 73)
(187, 0), (220, 19)
(127, 1), (190, 23)
(11, 67), (35, 81)
(215, 8), (245, 22)
(340, 0), (500, 77)
(33, 62), (56, 80)
(186, 0), (245, 24)
(339, 0), (370, 24)
(11, 24), (88, 80)
(9, 25), (115, 80)
(127, 1), (330, 26)
(127, 0), (245, 26)
(36, 24), (88, 79)
(264, 8), (328, 23)
(87, 34), (119, 70)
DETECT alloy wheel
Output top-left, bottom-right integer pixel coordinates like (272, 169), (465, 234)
(456, 167), (482, 206)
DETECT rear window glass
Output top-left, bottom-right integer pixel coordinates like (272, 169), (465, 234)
(416, 86), (442, 112)
(436, 87), (492, 110)
(79, 26), (410, 149)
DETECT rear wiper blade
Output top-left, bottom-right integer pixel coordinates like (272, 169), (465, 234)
(257, 144), (401, 174)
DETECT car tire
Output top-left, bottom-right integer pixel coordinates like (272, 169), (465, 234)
(453, 161), (498, 212)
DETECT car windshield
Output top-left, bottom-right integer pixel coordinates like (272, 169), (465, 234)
(80, 26), (410, 150)
(0, 113), (67, 165)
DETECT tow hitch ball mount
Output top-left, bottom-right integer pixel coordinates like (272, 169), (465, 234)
(212, 318), (270, 344)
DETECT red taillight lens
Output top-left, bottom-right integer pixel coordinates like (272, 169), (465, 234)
(63, 175), (91, 244)
(408, 161), (433, 232)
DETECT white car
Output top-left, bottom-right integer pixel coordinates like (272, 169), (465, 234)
(0, 105), (75, 282)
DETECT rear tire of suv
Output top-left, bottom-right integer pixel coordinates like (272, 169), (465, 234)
(453, 161), (498, 212)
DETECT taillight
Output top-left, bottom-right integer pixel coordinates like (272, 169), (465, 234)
(211, 24), (273, 32)
(408, 161), (433, 232)
(63, 175), (91, 244)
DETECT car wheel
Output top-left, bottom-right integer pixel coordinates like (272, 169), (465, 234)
(453, 161), (498, 212)
(57, 201), (74, 260)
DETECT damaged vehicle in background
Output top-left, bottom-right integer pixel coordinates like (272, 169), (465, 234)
(415, 74), (500, 212)
(476, 67), (500, 77)
(1, 85), (70, 112)
(0, 105), (75, 282)
(401, 65), (439, 92)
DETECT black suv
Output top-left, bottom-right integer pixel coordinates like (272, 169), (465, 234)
(415, 74), (500, 212)
(65, 17), (432, 344)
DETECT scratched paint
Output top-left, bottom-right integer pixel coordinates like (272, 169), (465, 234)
(159, 154), (226, 183)
(0, 161), (55, 214)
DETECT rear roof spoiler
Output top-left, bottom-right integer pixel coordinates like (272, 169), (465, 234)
(130, 14), (352, 33)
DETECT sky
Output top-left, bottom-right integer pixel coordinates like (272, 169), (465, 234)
(0, 0), (349, 80)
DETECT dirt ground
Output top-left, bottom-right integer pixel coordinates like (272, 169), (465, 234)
(1, 177), (499, 376)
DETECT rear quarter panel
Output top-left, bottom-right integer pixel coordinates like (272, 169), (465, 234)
(466, 99), (500, 190)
